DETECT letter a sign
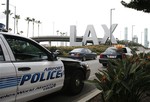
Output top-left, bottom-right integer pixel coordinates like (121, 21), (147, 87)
(82, 25), (99, 45)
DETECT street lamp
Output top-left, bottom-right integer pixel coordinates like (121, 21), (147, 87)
(2, 2), (16, 33)
(1, 0), (9, 30)
(132, 25), (135, 41)
(110, 8), (115, 45)
(141, 32), (143, 45)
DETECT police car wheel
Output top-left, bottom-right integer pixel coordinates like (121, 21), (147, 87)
(69, 70), (84, 95)
(102, 63), (107, 67)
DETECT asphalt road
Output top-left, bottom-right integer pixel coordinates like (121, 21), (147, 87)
(31, 59), (103, 102)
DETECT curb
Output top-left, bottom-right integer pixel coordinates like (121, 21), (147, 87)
(74, 89), (102, 102)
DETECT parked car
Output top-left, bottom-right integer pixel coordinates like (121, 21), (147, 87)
(68, 48), (97, 61)
(99, 46), (133, 66)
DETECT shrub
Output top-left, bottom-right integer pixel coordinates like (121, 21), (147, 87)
(45, 44), (142, 57)
(89, 56), (150, 102)
(46, 45), (109, 56)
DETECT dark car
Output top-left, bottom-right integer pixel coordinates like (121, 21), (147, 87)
(68, 48), (97, 61)
(99, 46), (133, 66)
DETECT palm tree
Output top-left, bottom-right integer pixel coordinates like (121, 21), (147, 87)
(32, 18), (35, 37)
(19, 31), (23, 35)
(8, 28), (12, 32)
(35, 20), (42, 37)
(3, 10), (13, 32)
(60, 32), (66, 46)
(121, 0), (150, 13)
(15, 15), (20, 34)
(60, 32), (66, 36)
(56, 30), (59, 35)
(56, 30), (59, 46)
(25, 17), (32, 37)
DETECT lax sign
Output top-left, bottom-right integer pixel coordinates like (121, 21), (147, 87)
(70, 24), (118, 46)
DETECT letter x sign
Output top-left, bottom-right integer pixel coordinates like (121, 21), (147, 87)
(101, 24), (118, 44)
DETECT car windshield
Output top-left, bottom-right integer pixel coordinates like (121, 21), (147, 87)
(71, 48), (83, 52)
(105, 47), (118, 54)
(105, 47), (128, 54)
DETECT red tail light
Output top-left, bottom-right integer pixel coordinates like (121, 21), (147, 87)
(100, 54), (104, 58)
(75, 53), (80, 57)
(122, 53), (126, 59)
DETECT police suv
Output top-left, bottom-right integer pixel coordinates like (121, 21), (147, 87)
(0, 32), (90, 102)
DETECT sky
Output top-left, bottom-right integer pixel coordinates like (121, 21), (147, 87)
(0, 0), (150, 46)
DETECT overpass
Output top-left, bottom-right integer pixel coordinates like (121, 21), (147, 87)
(31, 36), (102, 45)
(31, 36), (82, 42)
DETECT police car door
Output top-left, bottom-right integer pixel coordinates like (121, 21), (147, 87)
(4, 35), (64, 102)
(0, 37), (17, 102)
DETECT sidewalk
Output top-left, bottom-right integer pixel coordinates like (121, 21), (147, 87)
(73, 89), (102, 102)
(136, 46), (150, 54)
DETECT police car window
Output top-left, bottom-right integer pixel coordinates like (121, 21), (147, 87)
(122, 48), (127, 53)
(5, 36), (48, 61)
(0, 45), (5, 61)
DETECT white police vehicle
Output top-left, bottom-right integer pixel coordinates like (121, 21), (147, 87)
(0, 32), (90, 102)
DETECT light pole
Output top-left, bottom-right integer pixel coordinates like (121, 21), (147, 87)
(132, 25), (135, 41)
(2, 2), (16, 33)
(36, 20), (41, 37)
(4, 0), (9, 31)
(53, 21), (55, 35)
(1, 1), (9, 30)
(110, 8), (115, 45)
(141, 32), (143, 45)
(11, 4), (16, 34)
(6, 0), (9, 31)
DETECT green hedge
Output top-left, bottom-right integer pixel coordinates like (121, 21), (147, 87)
(46, 45), (109, 56)
(45, 43), (143, 57)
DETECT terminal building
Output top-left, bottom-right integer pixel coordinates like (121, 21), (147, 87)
(144, 28), (149, 48)
(133, 35), (138, 43)
(124, 27), (128, 41)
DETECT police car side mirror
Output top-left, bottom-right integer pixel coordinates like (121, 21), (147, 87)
(48, 52), (57, 61)
(54, 50), (62, 55)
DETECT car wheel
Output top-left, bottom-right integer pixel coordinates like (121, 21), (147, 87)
(94, 56), (97, 60)
(102, 63), (107, 67)
(82, 56), (86, 61)
(69, 70), (84, 95)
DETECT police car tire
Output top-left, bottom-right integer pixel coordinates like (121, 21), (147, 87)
(102, 63), (107, 67)
(69, 70), (84, 95)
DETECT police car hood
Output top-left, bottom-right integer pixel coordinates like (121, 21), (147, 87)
(58, 57), (89, 70)
(58, 57), (81, 62)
